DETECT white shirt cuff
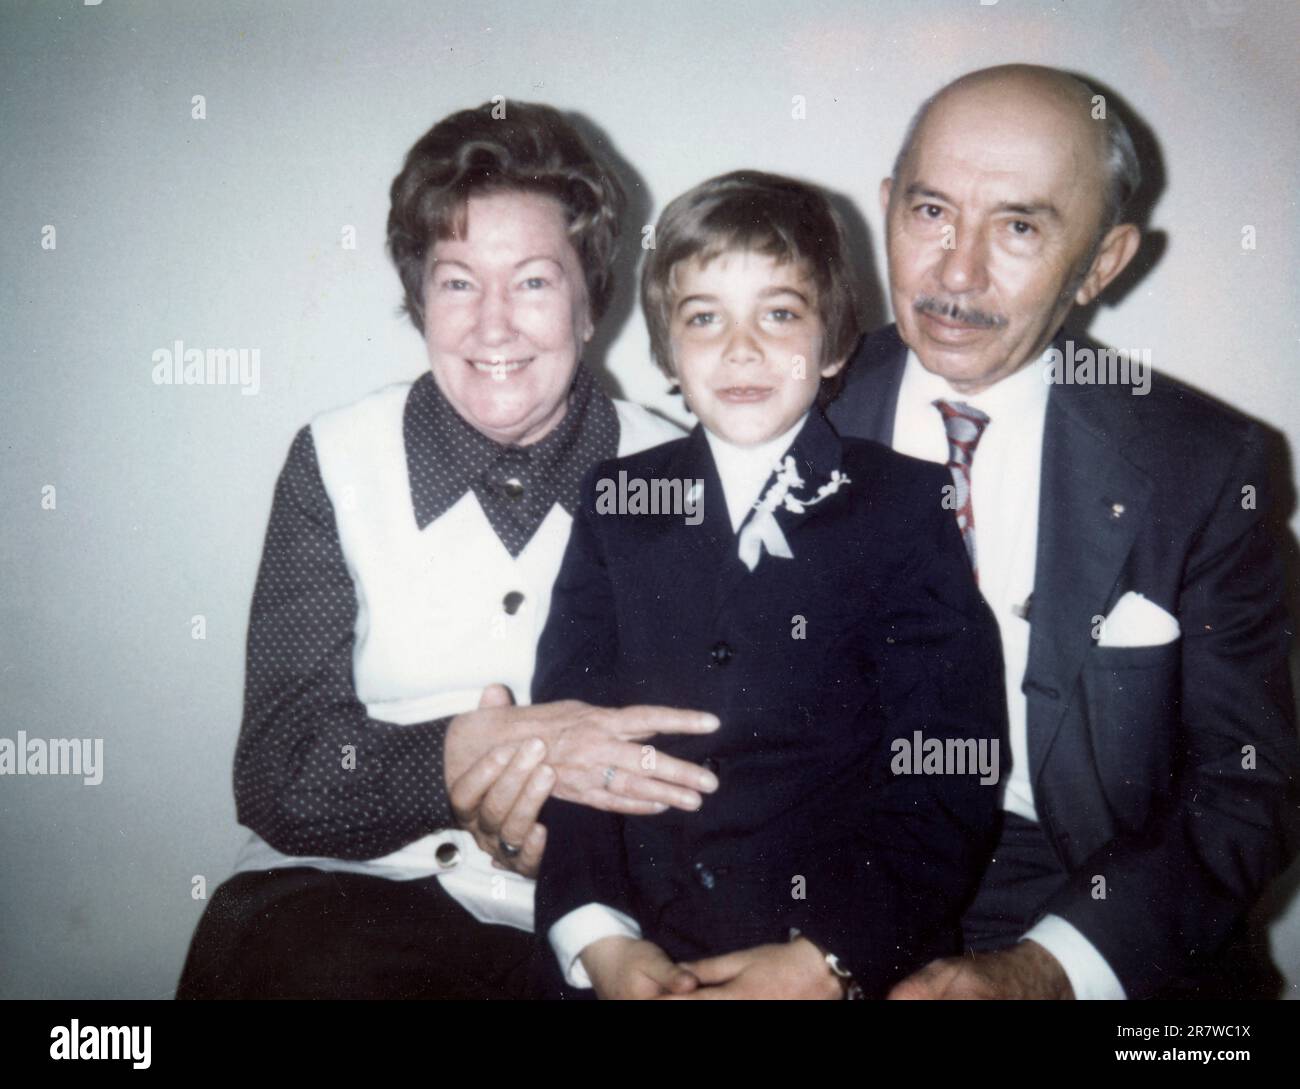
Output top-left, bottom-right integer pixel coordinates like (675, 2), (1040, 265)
(548, 903), (642, 989)
(1024, 914), (1127, 1000)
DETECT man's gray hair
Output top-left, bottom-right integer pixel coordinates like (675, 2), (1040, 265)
(891, 76), (1143, 233)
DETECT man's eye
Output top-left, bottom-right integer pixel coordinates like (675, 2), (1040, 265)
(917, 204), (944, 218)
(1009, 220), (1036, 236)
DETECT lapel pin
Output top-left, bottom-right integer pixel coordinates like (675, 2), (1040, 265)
(1107, 501), (1126, 520)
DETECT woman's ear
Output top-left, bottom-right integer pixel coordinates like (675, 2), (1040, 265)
(576, 292), (596, 344)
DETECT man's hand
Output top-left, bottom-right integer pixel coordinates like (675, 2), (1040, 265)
(667, 939), (843, 1000)
(887, 941), (1074, 1000)
(581, 936), (699, 1000)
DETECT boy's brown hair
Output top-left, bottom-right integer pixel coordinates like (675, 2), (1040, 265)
(641, 170), (861, 405)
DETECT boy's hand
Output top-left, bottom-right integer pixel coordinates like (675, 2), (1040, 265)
(581, 936), (700, 1000)
(669, 939), (843, 999)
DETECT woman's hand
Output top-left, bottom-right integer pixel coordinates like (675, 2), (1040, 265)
(444, 685), (721, 874)
(446, 685), (721, 812)
(536, 700), (722, 813)
(449, 731), (553, 877)
(581, 936), (699, 1000)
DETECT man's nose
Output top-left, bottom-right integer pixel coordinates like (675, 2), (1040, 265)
(936, 225), (990, 296)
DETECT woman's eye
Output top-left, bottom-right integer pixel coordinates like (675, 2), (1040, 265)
(521, 276), (549, 289)
(685, 312), (716, 327)
(440, 278), (472, 291)
(767, 308), (798, 322)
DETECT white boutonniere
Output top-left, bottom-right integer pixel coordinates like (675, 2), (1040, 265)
(738, 457), (851, 572)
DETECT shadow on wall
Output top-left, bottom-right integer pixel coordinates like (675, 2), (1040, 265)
(567, 108), (653, 401)
(567, 110), (889, 419)
(1068, 73), (1300, 998)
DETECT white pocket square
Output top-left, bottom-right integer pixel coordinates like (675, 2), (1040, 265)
(1097, 591), (1181, 648)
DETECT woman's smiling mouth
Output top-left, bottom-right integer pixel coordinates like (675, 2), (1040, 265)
(468, 356), (535, 376)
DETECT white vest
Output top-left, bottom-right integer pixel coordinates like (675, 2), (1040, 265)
(232, 381), (682, 930)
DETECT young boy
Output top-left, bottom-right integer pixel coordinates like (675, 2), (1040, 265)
(532, 171), (1006, 999)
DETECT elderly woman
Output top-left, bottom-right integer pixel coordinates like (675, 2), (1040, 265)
(176, 102), (719, 1000)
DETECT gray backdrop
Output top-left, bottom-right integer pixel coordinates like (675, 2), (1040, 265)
(2, 0), (1297, 999)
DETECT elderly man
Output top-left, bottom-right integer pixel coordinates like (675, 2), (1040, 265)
(826, 64), (1298, 1000)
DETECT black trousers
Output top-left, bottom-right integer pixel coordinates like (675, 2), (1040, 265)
(962, 812), (1068, 953)
(959, 812), (1282, 999)
(176, 867), (538, 1000)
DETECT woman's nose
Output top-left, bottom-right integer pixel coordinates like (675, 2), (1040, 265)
(475, 286), (517, 346)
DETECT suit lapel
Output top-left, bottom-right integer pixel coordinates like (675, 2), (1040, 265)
(681, 411), (848, 597)
(828, 326), (907, 445)
(761, 409), (846, 558)
(662, 423), (734, 555)
(1026, 380), (1154, 784)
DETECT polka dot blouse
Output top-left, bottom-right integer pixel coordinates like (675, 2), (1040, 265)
(232, 366), (619, 860)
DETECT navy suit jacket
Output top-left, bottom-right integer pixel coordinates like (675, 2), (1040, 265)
(532, 409), (1007, 997)
(829, 324), (1300, 997)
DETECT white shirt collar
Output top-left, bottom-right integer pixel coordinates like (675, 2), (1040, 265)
(900, 346), (1052, 421)
(704, 413), (810, 532)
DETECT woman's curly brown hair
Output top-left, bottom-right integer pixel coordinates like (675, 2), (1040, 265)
(387, 101), (626, 334)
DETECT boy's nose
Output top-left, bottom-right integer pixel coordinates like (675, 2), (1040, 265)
(722, 324), (763, 366)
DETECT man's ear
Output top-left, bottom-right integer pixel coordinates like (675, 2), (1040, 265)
(879, 177), (893, 221)
(1074, 223), (1141, 307)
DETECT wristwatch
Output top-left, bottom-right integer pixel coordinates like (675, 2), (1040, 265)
(788, 927), (866, 1000)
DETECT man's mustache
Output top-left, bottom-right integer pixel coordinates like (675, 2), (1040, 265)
(914, 295), (1008, 330)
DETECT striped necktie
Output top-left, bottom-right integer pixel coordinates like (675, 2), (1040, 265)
(933, 399), (991, 578)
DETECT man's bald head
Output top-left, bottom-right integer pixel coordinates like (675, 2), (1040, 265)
(893, 65), (1141, 237)
(879, 63), (1145, 393)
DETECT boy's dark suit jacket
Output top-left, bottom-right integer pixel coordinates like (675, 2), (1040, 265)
(829, 324), (1300, 998)
(532, 408), (1007, 998)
